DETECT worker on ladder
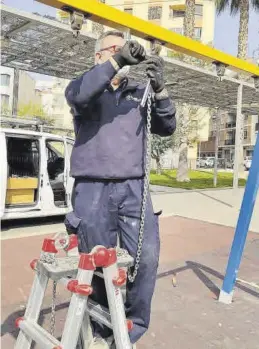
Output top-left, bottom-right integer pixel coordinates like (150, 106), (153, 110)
(64, 30), (176, 348)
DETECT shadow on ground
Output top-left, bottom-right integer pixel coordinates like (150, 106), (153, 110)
(2, 261), (259, 343)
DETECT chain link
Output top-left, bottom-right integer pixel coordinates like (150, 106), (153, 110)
(40, 252), (57, 266)
(128, 92), (152, 283)
(50, 280), (57, 336)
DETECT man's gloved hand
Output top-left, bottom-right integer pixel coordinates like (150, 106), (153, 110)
(113, 40), (146, 68)
(146, 57), (165, 93)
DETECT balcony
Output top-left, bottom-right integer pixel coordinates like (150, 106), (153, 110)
(225, 139), (235, 146)
(225, 122), (236, 129)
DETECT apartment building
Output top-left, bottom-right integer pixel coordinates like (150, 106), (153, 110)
(200, 113), (259, 160)
(36, 78), (73, 129)
(0, 66), (41, 114)
(0, 67), (14, 111)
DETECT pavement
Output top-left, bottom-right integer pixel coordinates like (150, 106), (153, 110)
(1, 187), (259, 348)
(151, 187), (259, 233)
(2, 187), (259, 240)
(1, 216), (259, 349)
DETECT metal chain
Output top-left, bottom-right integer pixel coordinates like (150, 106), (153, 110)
(50, 280), (57, 336)
(128, 92), (152, 283)
(40, 252), (57, 266)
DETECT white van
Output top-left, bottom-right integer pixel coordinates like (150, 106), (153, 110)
(0, 118), (75, 220)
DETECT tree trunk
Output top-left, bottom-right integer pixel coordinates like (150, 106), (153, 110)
(92, 0), (105, 36)
(176, 107), (190, 182)
(183, 0), (195, 39)
(237, 0), (249, 59)
(156, 158), (162, 175)
(177, 142), (190, 182)
(12, 68), (19, 116)
(177, 1), (195, 182)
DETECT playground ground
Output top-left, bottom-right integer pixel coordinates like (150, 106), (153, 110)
(1, 210), (259, 348)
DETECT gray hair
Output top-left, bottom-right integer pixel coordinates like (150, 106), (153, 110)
(95, 30), (125, 53)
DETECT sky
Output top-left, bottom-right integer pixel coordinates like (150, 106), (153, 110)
(3, 0), (259, 80)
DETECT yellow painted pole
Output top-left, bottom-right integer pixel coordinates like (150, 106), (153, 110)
(37, 0), (259, 77)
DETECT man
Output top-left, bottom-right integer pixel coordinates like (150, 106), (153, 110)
(65, 31), (176, 348)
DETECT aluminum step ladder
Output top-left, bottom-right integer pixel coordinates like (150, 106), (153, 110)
(14, 235), (135, 349)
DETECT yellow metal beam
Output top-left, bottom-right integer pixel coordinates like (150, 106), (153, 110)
(37, 0), (259, 77)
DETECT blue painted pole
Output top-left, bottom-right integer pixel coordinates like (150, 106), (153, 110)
(219, 130), (259, 304)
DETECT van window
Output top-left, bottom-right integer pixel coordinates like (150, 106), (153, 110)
(7, 137), (39, 177)
(6, 137), (40, 207)
(46, 140), (66, 207)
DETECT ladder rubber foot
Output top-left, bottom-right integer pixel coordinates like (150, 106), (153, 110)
(15, 317), (24, 328)
(127, 319), (134, 332)
(30, 259), (38, 270)
(67, 279), (93, 296)
(113, 268), (127, 287)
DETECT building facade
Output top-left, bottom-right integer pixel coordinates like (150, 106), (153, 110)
(0, 66), (41, 114)
(36, 78), (73, 129)
(200, 112), (259, 161)
(0, 67), (14, 111)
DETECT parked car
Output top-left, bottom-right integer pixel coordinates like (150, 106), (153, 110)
(197, 158), (207, 168)
(204, 157), (215, 168)
(225, 160), (234, 169)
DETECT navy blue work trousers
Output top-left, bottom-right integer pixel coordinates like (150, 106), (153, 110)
(64, 178), (160, 344)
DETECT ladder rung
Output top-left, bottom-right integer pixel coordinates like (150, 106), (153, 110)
(88, 299), (112, 329)
(18, 318), (61, 348)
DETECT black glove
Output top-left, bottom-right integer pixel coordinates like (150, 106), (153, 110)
(113, 40), (146, 68)
(146, 57), (165, 93)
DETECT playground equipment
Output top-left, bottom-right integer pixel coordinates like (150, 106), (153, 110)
(219, 130), (259, 303)
(34, 0), (259, 304)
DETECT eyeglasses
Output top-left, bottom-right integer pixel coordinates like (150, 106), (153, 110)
(99, 45), (122, 54)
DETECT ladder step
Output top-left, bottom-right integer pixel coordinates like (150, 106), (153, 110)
(17, 318), (61, 349)
(87, 299), (133, 333)
(88, 299), (112, 329)
(36, 250), (134, 281)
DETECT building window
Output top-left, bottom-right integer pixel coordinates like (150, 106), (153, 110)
(195, 4), (203, 17)
(226, 121), (236, 129)
(1, 74), (11, 87)
(172, 10), (185, 18)
(124, 7), (133, 15)
(1, 94), (10, 106)
(194, 27), (202, 39)
(148, 6), (162, 20)
(170, 27), (183, 35)
(244, 130), (248, 139)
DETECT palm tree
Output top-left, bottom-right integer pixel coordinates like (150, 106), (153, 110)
(215, 0), (259, 59)
(175, 1), (196, 182)
(183, 0), (196, 38)
(215, 1), (259, 181)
